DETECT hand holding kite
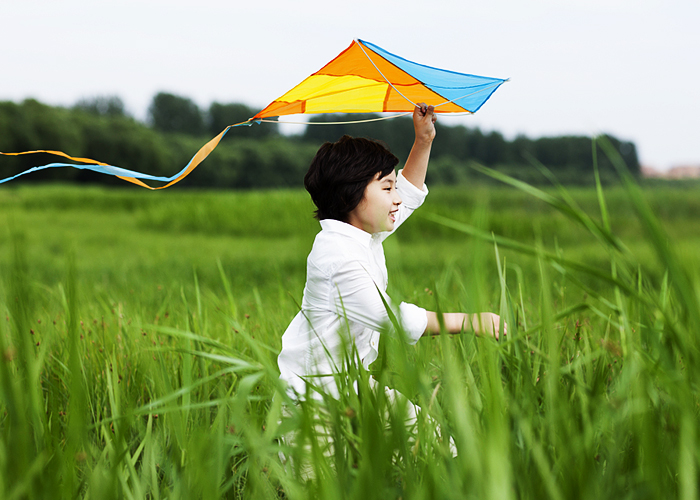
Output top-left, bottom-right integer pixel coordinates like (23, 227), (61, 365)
(414, 103), (437, 144)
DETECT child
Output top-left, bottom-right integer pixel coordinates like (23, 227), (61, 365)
(278, 104), (505, 400)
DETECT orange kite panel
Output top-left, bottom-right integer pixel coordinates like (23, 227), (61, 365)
(315, 41), (421, 86)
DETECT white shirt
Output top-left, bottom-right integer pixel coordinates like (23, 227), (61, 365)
(277, 170), (429, 398)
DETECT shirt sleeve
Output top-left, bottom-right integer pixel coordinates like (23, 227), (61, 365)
(396, 169), (428, 210)
(397, 301), (429, 344)
(330, 259), (427, 344)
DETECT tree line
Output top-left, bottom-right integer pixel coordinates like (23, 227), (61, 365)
(0, 93), (640, 189)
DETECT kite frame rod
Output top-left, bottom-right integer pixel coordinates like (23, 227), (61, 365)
(256, 113), (413, 126)
(256, 109), (488, 127)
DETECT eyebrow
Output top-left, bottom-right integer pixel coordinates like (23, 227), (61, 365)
(380, 177), (395, 185)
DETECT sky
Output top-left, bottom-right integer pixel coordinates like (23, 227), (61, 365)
(1, 0), (698, 171)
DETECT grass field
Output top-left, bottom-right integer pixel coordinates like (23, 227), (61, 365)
(1, 159), (700, 498)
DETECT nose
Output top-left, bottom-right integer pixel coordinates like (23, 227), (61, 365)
(394, 192), (402, 206)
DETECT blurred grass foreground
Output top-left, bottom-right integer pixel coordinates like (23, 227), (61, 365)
(1, 144), (700, 499)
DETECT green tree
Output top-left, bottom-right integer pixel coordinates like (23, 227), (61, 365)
(0, 100), (84, 182)
(302, 113), (414, 160)
(73, 96), (127, 117)
(208, 102), (278, 138)
(148, 92), (205, 135)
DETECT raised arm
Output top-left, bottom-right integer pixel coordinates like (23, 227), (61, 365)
(401, 104), (437, 189)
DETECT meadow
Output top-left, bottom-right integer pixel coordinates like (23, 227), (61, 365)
(1, 155), (700, 499)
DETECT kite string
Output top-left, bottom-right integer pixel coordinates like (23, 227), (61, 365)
(257, 112), (413, 126)
(257, 108), (494, 127)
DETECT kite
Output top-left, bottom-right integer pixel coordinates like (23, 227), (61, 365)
(0, 39), (507, 189)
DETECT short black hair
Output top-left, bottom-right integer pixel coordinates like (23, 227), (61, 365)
(304, 135), (399, 222)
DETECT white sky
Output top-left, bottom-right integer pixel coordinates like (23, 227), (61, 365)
(1, 0), (698, 170)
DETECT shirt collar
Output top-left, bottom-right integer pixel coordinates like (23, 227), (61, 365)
(319, 219), (373, 248)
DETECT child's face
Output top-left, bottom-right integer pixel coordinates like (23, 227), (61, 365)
(347, 170), (402, 234)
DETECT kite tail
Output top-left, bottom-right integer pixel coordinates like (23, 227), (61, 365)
(0, 120), (255, 189)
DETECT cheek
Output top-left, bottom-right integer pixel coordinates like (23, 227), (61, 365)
(370, 194), (390, 215)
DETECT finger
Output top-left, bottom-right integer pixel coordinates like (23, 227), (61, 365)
(426, 105), (436, 123)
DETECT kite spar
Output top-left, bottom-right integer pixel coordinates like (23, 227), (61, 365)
(0, 39), (507, 189)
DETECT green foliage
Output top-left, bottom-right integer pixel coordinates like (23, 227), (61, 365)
(304, 113), (416, 160)
(189, 137), (317, 189)
(1, 154), (700, 497)
(0, 100), (316, 188)
(149, 92), (206, 135)
(303, 113), (640, 182)
(73, 96), (127, 118)
(208, 102), (279, 138)
(435, 123), (509, 165)
(0, 99), (84, 156)
(2, 98), (639, 188)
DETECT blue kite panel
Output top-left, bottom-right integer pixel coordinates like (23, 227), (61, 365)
(360, 39), (507, 113)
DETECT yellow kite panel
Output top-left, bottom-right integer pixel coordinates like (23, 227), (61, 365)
(276, 75), (385, 103)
